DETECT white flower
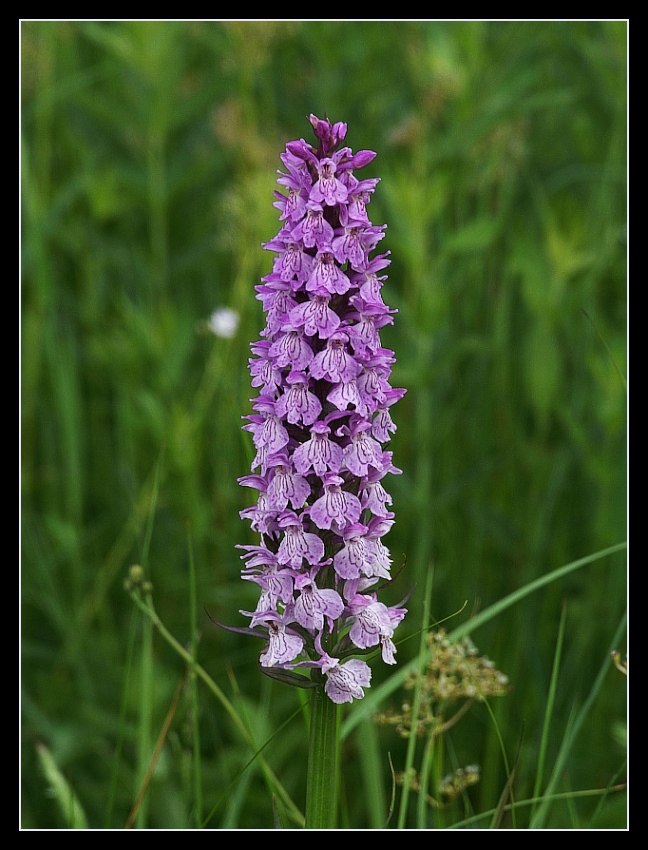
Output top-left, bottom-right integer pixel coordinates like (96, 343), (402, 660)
(208, 307), (239, 338)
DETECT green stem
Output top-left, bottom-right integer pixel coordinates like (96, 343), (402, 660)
(127, 588), (304, 826)
(305, 687), (339, 829)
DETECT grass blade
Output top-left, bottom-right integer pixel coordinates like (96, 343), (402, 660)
(531, 600), (567, 821)
(35, 742), (88, 829)
(342, 542), (626, 740)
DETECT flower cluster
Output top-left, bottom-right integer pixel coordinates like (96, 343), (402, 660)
(374, 629), (510, 736)
(237, 115), (406, 703)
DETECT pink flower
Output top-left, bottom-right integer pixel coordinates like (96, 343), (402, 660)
(234, 115), (407, 702)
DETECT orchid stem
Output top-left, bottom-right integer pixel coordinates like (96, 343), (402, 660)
(305, 686), (340, 829)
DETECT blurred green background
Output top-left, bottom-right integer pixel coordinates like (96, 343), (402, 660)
(21, 21), (626, 829)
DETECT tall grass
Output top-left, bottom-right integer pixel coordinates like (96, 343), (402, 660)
(21, 21), (626, 828)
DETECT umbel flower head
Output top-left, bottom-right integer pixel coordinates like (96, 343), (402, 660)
(234, 114), (407, 704)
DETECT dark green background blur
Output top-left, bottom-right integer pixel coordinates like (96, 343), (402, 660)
(21, 21), (626, 828)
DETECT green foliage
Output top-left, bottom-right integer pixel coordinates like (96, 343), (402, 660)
(21, 21), (626, 828)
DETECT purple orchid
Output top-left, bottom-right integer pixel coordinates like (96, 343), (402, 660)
(235, 115), (407, 703)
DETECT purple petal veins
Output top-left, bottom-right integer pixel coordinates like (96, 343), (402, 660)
(322, 657), (372, 704)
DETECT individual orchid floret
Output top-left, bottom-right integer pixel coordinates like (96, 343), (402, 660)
(320, 655), (372, 704)
(347, 595), (396, 650)
(332, 223), (386, 269)
(255, 612), (305, 667)
(359, 467), (394, 518)
(273, 162), (310, 223)
(340, 175), (380, 225)
(341, 415), (384, 477)
(292, 420), (344, 476)
(248, 397), (290, 458)
(371, 388), (406, 441)
(363, 516), (395, 580)
(289, 203), (335, 250)
(293, 567), (344, 633)
(255, 275), (298, 335)
(248, 340), (283, 396)
(274, 370), (322, 426)
(344, 593), (407, 663)
(287, 289), (341, 339)
(327, 374), (368, 417)
(309, 473), (362, 532)
(268, 330), (314, 371)
(242, 566), (296, 616)
(265, 451), (311, 511)
(309, 332), (360, 384)
(272, 239), (314, 283)
(345, 294), (396, 356)
(333, 522), (374, 580)
(306, 247), (353, 295)
(276, 510), (326, 568)
(309, 158), (349, 207)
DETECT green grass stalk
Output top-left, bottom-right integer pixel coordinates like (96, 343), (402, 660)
(342, 542), (626, 741)
(448, 783), (627, 829)
(357, 718), (387, 828)
(127, 588), (304, 827)
(187, 527), (203, 828)
(529, 610), (627, 828)
(105, 605), (139, 827)
(135, 604), (154, 828)
(397, 564), (434, 829)
(35, 742), (88, 829)
(531, 600), (567, 821)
